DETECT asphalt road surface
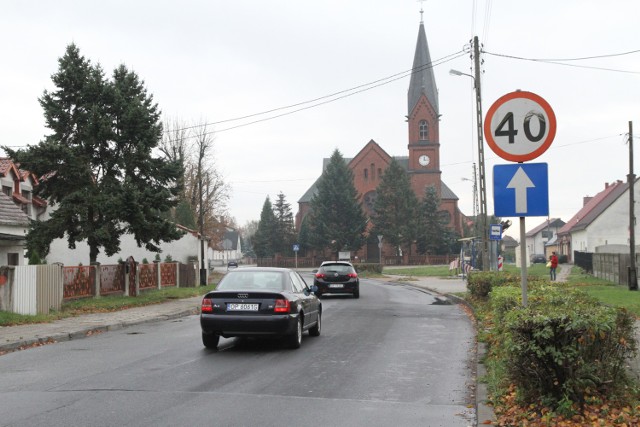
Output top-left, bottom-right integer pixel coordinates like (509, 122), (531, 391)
(0, 278), (476, 427)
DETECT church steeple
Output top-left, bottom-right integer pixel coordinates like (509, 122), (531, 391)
(407, 20), (438, 117)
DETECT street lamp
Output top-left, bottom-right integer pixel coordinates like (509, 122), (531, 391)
(450, 39), (489, 271)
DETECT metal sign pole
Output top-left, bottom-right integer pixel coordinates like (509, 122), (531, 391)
(519, 216), (528, 307)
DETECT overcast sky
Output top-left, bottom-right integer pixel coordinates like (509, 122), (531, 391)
(2, 1), (639, 240)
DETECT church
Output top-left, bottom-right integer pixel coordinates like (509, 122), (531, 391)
(295, 16), (465, 261)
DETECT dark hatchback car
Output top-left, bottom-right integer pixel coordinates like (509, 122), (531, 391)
(200, 267), (321, 350)
(313, 261), (360, 298)
(531, 254), (547, 264)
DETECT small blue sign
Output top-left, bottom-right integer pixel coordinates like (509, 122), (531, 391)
(489, 224), (502, 240)
(292, 244), (300, 252)
(493, 163), (549, 217)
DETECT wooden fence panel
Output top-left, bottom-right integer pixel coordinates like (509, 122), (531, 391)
(139, 263), (156, 290)
(160, 263), (177, 287)
(100, 264), (125, 296)
(63, 266), (95, 300)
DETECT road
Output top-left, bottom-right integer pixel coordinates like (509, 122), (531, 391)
(0, 277), (476, 427)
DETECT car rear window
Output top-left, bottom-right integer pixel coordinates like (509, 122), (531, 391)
(320, 265), (352, 273)
(218, 271), (285, 291)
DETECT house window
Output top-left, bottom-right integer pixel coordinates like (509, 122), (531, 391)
(2, 186), (11, 197)
(7, 253), (18, 266)
(419, 120), (429, 140)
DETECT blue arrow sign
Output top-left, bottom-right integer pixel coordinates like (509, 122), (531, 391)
(493, 163), (549, 217)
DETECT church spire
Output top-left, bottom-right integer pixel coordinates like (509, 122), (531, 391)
(407, 17), (438, 117)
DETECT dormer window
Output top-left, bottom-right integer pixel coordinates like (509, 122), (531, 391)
(419, 120), (429, 140)
(2, 186), (11, 197)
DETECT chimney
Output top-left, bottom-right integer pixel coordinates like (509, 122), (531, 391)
(583, 196), (593, 206)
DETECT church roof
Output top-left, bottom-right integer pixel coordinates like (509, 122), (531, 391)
(297, 155), (458, 203)
(408, 21), (438, 116)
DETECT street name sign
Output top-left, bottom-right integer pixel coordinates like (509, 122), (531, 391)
(484, 91), (556, 162)
(493, 163), (549, 217)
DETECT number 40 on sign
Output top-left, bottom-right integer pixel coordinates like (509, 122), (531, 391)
(484, 91), (556, 163)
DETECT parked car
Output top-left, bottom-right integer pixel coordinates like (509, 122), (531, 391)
(531, 254), (547, 264)
(227, 260), (238, 270)
(200, 267), (321, 350)
(313, 261), (360, 298)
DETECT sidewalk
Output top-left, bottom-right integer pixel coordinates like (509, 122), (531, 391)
(0, 296), (202, 354)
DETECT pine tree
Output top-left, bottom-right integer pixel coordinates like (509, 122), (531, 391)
(273, 192), (296, 255)
(308, 149), (367, 257)
(4, 44), (182, 263)
(416, 185), (447, 254)
(372, 159), (419, 256)
(253, 197), (276, 258)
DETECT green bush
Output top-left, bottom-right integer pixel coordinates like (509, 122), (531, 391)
(467, 271), (516, 298)
(499, 290), (637, 410)
(355, 263), (383, 274)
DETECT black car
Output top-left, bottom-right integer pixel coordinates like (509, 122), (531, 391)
(531, 254), (547, 264)
(227, 260), (238, 270)
(313, 261), (360, 298)
(200, 267), (321, 350)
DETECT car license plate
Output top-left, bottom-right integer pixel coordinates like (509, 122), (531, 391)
(329, 284), (344, 288)
(227, 303), (259, 311)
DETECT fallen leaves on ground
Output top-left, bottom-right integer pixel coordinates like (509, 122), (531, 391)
(493, 386), (640, 426)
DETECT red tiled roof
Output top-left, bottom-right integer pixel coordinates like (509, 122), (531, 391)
(32, 196), (47, 207)
(12, 193), (29, 204)
(558, 180), (627, 235)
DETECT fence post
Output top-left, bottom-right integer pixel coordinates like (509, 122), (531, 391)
(92, 263), (101, 298)
(175, 262), (180, 288)
(156, 261), (162, 289)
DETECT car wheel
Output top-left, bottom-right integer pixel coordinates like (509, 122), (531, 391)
(202, 332), (219, 349)
(353, 288), (360, 299)
(309, 311), (321, 337)
(287, 317), (302, 349)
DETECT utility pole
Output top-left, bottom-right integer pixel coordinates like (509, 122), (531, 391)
(628, 120), (638, 290)
(199, 171), (206, 286)
(473, 36), (489, 271)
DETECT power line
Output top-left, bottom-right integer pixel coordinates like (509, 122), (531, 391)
(165, 49), (467, 140)
(483, 50), (640, 74)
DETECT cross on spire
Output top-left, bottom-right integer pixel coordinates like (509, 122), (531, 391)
(418, 0), (426, 23)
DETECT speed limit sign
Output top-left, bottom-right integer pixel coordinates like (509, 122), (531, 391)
(484, 91), (556, 162)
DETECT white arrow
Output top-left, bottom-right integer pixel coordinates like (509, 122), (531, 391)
(506, 167), (535, 213)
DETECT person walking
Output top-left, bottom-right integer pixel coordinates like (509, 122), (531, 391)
(549, 251), (559, 281)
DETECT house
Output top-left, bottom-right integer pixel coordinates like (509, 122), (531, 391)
(557, 180), (638, 262)
(500, 235), (519, 263)
(525, 218), (566, 260)
(295, 16), (464, 261)
(0, 158), (51, 266)
(209, 228), (242, 266)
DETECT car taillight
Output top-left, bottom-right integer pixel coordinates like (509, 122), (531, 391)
(315, 273), (325, 279)
(201, 298), (213, 313)
(274, 299), (290, 313)
(348, 272), (358, 278)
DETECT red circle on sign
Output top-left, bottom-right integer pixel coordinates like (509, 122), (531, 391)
(484, 91), (556, 162)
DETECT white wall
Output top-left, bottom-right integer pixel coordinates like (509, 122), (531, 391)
(47, 230), (206, 267)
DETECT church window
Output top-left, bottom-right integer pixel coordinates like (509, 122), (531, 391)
(419, 120), (429, 140)
(378, 168), (382, 179)
(364, 169), (368, 179)
(370, 163), (375, 180)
